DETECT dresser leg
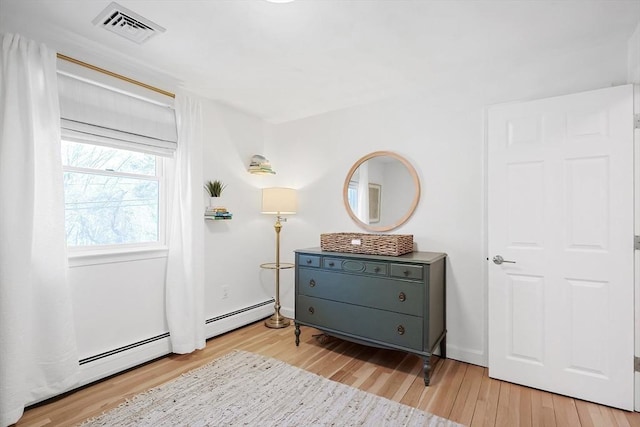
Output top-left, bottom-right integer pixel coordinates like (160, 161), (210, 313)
(423, 356), (431, 386)
(440, 334), (447, 359)
(294, 323), (300, 346)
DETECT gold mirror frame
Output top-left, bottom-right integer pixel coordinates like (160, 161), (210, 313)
(343, 151), (420, 232)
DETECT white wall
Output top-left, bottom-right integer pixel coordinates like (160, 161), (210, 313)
(267, 36), (631, 366)
(69, 254), (168, 361)
(200, 99), (278, 319)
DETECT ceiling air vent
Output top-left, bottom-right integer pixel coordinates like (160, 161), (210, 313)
(92, 2), (165, 44)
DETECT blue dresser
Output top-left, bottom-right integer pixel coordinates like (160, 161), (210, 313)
(294, 247), (447, 385)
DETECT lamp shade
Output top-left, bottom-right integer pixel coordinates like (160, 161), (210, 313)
(261, 187), (297, 214)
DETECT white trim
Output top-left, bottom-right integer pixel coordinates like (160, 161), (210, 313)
(637, 372), (640, 411)
(627, 22), (639, 412)
(68, 245), (168, 267)
(634, 83), (640, 411)
(27, 304), (272, 406)
(445, 344), (486, 367)
(62, 141), (167, 253)
(26, 335), (171, 407)
(78, 336), (171, 389)
(281, 306), (294, 321)
(481, 106), (490, 369)
(63, 165), (158, 181)
(205, 303), (274, 338)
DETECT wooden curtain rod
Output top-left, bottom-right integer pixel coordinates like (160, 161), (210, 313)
(56, 53), (175, 99)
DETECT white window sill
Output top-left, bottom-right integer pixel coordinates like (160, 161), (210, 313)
(68, 245), (169, 268)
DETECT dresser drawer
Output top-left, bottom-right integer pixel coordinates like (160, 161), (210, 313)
(322, 258), (387, 276)
(322, 257), (342, 270)
(296, 295), (423, 351)
(297, 268), (423, 316)
(363, 262), (387, 275)
(390, 263), (423, 281)
(298, 254), (320, 268)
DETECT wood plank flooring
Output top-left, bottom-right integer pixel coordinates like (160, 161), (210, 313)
(15, 321), (640, 426)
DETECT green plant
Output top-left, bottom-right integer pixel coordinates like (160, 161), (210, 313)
(204, 180), (226, 197)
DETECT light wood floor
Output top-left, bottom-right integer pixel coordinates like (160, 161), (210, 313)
(16, 320), (640, 427)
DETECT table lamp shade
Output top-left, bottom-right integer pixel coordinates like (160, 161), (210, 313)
(261, 187), (297, 214)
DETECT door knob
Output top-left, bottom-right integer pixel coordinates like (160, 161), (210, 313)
(492, 255), (516, 265)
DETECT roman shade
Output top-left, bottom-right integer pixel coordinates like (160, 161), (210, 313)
(58, 72), (177, 156)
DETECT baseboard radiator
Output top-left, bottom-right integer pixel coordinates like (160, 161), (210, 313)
(31, 299), (276, 405)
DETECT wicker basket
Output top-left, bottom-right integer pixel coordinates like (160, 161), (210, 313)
(320, 233), (413, 257)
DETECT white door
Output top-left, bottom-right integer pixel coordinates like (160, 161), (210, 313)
(487, 85), (635, 410)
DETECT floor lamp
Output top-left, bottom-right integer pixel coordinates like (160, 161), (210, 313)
(261, 187), (297, 329)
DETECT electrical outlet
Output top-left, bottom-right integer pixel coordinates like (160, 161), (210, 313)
(222, 285), (229, 299)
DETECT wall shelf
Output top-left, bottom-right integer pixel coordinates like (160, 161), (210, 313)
(248, 154), (276, 175)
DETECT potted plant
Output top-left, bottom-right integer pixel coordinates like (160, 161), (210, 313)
(204, 180), (227, 207)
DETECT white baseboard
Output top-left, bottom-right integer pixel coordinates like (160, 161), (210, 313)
(205, 300), (274, 338)
(79, 301), (274, 386)
(78, 336), (171, 387)
(29, 301), (275, 406)
(634, 372), (640, 412)
(26, 336), (171, 406)
(445, 344), (487, 367)
(281, 306), (294, 320)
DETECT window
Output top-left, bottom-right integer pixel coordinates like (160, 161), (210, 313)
(56, 62), (177, 251)
(62, 141), (163, 247)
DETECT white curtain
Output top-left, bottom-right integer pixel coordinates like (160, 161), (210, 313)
(0, 34), (79, 426)
(165, 94), (205, 354)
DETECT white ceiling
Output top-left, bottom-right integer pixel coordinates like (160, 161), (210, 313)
(1, 0), (639, 123)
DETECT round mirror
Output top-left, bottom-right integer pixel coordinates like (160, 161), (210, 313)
(343, 151), (420, 232)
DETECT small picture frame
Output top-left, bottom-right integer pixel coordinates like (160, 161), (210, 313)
(368, 183), (381, 223)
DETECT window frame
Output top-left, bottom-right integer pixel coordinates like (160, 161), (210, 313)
(62, 139), (168, 261)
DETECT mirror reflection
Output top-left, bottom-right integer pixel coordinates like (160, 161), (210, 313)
(343, 151), (420, 232)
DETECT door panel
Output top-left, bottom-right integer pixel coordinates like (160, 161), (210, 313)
(488, 85), (634, 410)
(565, 157), (609, 250)
(565, 278), (608, 377)
(507, 274), (545, 364)
(507, 162), (545, 247)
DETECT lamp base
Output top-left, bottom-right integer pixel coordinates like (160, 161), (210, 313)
(265, 313), (291, 329)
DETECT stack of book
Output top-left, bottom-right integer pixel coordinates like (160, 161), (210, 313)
(205, 207), (233, 220)
(248, 154), (276, 175)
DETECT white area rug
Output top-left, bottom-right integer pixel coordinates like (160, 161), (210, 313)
(81, 350), (462, 426)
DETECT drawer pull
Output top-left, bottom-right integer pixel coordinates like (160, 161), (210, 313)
(306, 259), (312, 264)
(397, 325), (405, 335)
(398, 292), (406, 302)
(374, 266), (380, 273)
(308, 307), (315, 314)
(328, 261), (335, 267)
(309, 279), (316, 288)
(403, 270), (410, 277)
